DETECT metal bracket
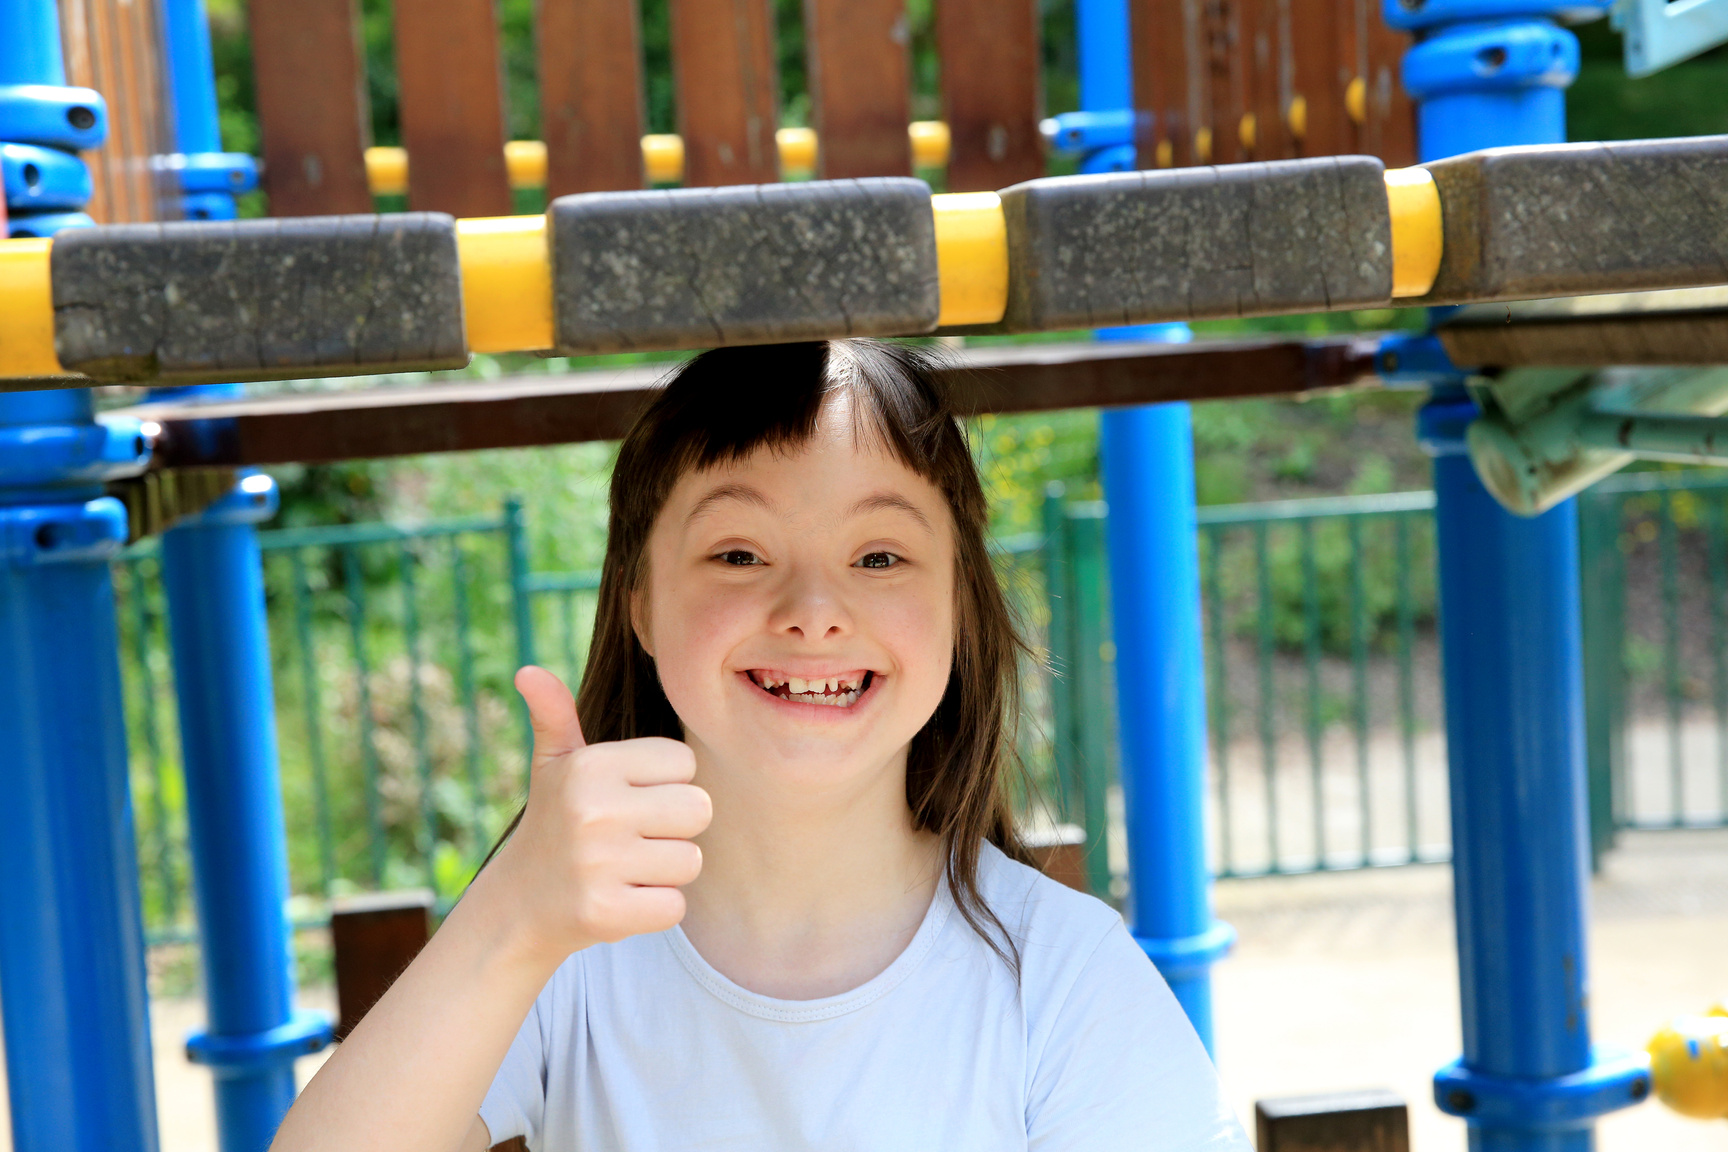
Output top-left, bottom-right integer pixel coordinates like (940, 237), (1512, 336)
(0, 496), (130, 567)
(185, 1010), (333, 1078)
(1434, 1049), (1651, 1129)
(1135, 920), (1238, 982)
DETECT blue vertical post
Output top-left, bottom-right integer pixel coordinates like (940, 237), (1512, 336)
(1070, 0), (1234, 1054)
(153, 4), (327, 1152)
(1386, 4), (1652, 1146)
(0, 3), (160, 1151)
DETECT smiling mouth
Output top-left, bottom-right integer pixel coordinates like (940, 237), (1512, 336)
(746, 670), (875, 708)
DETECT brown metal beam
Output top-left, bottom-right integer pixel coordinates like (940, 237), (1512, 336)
(124, 337), (1380, 469)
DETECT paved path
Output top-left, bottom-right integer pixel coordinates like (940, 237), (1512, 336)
(0, 830), (1722, 1150)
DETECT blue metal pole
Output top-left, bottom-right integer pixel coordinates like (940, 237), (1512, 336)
(1387, 3), (1652, 1146)
(0, 7), (160, 1151)
(1072, 0), (1234, 1055)
(152, 3), (329, 1150)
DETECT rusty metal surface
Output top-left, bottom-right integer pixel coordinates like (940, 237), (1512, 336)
(120, 337), (1381, 468)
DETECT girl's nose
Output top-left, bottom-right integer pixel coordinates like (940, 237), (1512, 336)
(770, 566), (852, 640)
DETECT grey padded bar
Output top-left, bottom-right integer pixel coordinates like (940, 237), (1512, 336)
(994, 156), (1393, 331)
(52, 213), (467, 384)
(549, 177), (940, 354)
(1418, 135), (1728, 307)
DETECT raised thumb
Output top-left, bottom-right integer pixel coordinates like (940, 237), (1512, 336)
(514, 665), (587, 769)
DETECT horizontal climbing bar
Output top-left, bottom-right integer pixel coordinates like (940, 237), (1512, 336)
(362, 121), (955, 195)
(10, 134), (1728, 387)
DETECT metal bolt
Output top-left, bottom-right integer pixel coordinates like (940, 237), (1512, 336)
(1629, 1077), (1649, 1102)
(1446, 1089), (1476, 1113)
(66, 105), (96, 131)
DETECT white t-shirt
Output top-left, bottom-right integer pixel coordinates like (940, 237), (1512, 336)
(481, 841), (1250, 1151)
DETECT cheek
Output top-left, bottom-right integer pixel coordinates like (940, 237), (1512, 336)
(645, 576), (759, 699)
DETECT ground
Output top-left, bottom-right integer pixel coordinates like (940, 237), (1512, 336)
(0, 830), (1721, 1150)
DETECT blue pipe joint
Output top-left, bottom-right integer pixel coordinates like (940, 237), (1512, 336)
(7, 208), (94, 236)
(1041, 109), (1139, 153)
(1396, 18), (1579, 156)
(1434, 1049), (1652, 1130)
(1377, 332), (1468, 386)
(0, 415), (153, 490)
(0, 83), (107, 151)
(164, 151), (259, 220)
(0, 496), (129, 567)
(186, 1011), (333, 1081)
(1417, 386), (1479, 457)
(182, 472), (280, 528)
(1135, 921), (1238, 983)
(3, 141), (92, 211)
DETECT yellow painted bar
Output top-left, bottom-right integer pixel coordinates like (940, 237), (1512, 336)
(1385, 166), (1443, 299)
(455, 215), (553, 354)
(365, 122), (955, 197)
(932, 192), (1008, 328)
(0, 238), (63, 377)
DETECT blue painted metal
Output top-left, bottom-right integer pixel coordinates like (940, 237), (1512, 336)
(1075, 0), (1233, 1055)
(150, 2), (332, 1148)
(1393, 0), (1645, 1140)
(3, 140), (93, 210)
(1376, 331), (1466, 386)
(0, 4), (164, 1151)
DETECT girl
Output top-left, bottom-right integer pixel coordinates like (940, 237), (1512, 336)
(272, 339), (1249, 1152)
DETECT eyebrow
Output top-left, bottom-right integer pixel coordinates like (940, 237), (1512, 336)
(684, 482), (774, 525)
(848, 491), (932, 531)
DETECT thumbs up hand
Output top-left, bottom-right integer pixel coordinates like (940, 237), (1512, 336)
(483, 666), (712, 965)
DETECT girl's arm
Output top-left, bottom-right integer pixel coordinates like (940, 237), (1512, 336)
(270, 668), (712, 1152)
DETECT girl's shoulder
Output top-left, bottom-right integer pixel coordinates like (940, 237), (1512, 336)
(973, 841), (1131, 983)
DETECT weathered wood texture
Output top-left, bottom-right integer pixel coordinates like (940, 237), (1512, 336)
(1418, 136), (1728, 307)
(803, 0), (912, 178)
(1131, 0), (1413, 170)
(1439, 287), (1728, 367)
(549, 178), (938, 353)
(669, 0), (780, 185)
(247, 0), (374, 216)
(330, 891), (433, 1042)
(539, 0), (647, 196)
(53, 215), (468, 384)
(935, 0), (1044, 191)
(392, 0), (513, 216)
(129, 337), (1380, 468)
(59, 0), (175, 223)
(1255, 1089), (1409, 1152)
(996, 157), (1392, 330)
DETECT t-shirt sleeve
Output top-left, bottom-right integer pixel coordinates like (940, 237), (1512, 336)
(479, 996), (549, 1148)
(1025, 920), (1251, 1152)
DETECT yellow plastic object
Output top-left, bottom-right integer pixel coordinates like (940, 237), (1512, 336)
(776, 126), (818, 175)
(642, 134), (685, 184)
(1385, 166), (1443, 299)
(932, 192), (1008, 328)
(1194, 126), (1213, 164)
(455, 215), (553, 354)
(1346, 76), (1368, 125)
(1648, 1015), (1728, 1120)
(909, 120), (951, 168)
(1238, 113), (1257, 153)
(1287, 94), (1308, 141)
(1154, 139), (1174, 168)
(505, 140), (547, 191)
(366, 146), (409, 197)
(0, 238), (63, 377)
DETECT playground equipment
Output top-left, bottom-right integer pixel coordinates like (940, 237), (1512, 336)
(1647, 1004), (1728, 1121)
(5, 0), (1728, 1149)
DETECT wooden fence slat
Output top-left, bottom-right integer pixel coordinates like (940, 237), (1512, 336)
(1249, 0), (1295, 161)
(1287, 0), (1346, 158)
(1206, 0), (1253, 165)
(1363, 10), (1416, 166)
(538, 0), (647, 196)
(392, 0), (514, 216)
(1131, 0), (1201, 168)
(804, 0), (912, 178)
(60, 0), (173, 222)
(669, 0), (781, 186)
(937, 0), (1043, 191)
(249, 0), (374, 216)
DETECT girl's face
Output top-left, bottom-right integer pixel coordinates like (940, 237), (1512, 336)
(634, 402), (956, 803)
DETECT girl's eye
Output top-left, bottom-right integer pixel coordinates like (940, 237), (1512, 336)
(856, 552), (899, 570)
(718, 549), (762, 566)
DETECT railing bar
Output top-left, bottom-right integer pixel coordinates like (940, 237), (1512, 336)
(1397, 513), (1418, 864)
(289, 548), (336, 898)
(1301, 518), (1324, 869)
(1660, 491), (1683, 824)
(400, 539), (437, 892)
(562, 588), (580, 687)
(1255, 521), (1279, 871)
(1196, 489), (1435, 526)
(343, 545), (387, 888)
(1349, 516), (1371, 866)
(260, 516), (505, 551)
(1206, 524), (1232, 873)
(450, 538), (486, 857)
(522, 570), (604, 593)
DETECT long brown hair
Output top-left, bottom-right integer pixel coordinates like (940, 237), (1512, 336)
(495, 339), (1033, 969)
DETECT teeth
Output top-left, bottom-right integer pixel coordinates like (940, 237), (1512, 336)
(789, 676), (807, 694)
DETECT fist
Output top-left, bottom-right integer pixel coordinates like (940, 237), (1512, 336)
(491, 666), (712, 960)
